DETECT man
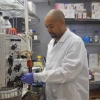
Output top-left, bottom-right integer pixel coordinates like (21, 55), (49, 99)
(21, 9), (89, 100)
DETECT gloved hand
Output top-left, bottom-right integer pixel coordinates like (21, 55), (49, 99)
(21, 73), (34, 84)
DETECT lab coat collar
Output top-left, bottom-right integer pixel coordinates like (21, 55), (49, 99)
(49, 28), (70, 45)
(58, 28), (70, 43)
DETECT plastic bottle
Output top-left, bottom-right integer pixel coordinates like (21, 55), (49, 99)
(32, 30), (39, 40)
(36, 55), (43, 71)
(37, 56), (42, 65)
(0, 12), (5, 33)
(2, 16), (12, 34)
(89, 36), (93, 43)
(93, 30), (99, 43)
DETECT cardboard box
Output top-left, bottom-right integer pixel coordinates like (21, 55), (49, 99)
(65, 9), (75, 18)
(83, 12), (87, 18)
(65, 10), (70, 18)
(89, 54), (98, 59)
(73, 3), (84, 11)
(98, 3), (100, 10)
(91, 11), (95, 19)
(91, 2), (98, 11)
(95, 11), (100, 19)
(69, 9), (75, 18)
(64, 4), (74, 10)
(91, 10), (100, 19)
(77, 11), (83, 19)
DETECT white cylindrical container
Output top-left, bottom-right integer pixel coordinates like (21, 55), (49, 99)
(0, 88), (22, 100)
(2, 16), (12, 34)
(0, 12), (5, 33)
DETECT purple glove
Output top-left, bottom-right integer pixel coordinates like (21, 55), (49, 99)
(21, 73), (34, 84)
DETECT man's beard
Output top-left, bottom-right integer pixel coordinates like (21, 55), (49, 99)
(49, 32), (56, 38)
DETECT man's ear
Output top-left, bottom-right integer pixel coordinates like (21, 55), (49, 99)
(60, 19), (65, 25)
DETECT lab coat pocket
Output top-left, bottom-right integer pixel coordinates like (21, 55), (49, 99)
(52, 84), (67, 100)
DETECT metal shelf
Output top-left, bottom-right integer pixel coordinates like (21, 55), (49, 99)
(85, 43), (100, 46)
(90, 81), (100, 84)
(65, 18), (100, 24)
(55, 0), (100, 3)
(0, 0), (40, 22)
(32, 40), (40, 43)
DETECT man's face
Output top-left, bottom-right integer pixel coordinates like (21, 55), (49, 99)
(44, 16), (63, 39)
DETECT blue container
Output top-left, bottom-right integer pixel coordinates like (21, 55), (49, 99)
(82, 36), (90, 44)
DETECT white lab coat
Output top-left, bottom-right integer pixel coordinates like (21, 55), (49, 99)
(34, 28), (89, 100)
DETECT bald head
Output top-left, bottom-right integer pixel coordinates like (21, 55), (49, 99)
(45, 9), (65, 21)
(44, 9), (66, 41)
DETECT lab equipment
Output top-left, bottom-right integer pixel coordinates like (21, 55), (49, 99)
(0, 34), (28, 88)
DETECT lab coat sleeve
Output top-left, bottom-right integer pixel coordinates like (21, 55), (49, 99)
(34, 39), (87, 83)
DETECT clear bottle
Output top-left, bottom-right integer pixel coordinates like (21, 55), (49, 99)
(93, 30), (99, 43)
(89, 36), (93, 43)
(36, 55), (43, 71)
(2, 16), (12, 34)
(0, 12), (5, 33)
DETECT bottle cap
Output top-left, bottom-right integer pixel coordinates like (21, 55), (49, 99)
(37, 56), (41, 59)
(32, 30), (36, 33)
(95, 30), (98, 33)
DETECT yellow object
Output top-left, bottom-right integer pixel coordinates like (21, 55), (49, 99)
(37, 55), (41, 59)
